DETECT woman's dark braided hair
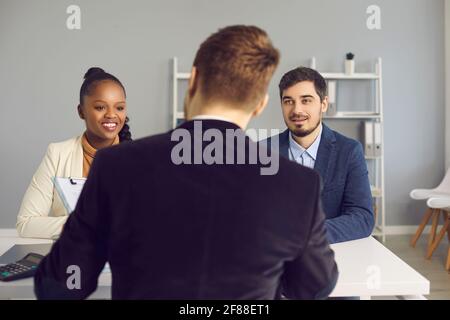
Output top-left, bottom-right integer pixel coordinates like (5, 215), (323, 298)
(80, 67), (132, 142)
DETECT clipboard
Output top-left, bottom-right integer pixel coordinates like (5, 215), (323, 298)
(53, 177), (86, 214)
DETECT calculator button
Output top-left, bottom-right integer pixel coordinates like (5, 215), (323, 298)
(1, 272), (10, 277)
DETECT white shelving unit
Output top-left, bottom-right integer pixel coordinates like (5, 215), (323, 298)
(323, 112), (380, 120)
(311, 57), (386, 242)
(171, 57), (189, 129)
(172, 56), (386, 242)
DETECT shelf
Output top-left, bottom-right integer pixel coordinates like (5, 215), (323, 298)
(176, 72), (190, 80)
(371, 225), (384, 237)
(374, 225), (384, 231)
(372, 230), (383, 237)
(324, 112), (381, 119)
(176, 71), (376, 81)
(320, 72), (379, 80)
(371, 186), (382, 198)
(175, 111), (185, 119)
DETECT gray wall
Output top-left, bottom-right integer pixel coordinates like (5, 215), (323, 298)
(0, 0), (445, 228)
(446, 0), (450, 170)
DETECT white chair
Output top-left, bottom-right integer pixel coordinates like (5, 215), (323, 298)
(410, 168), (450, 249)
(425, 197), (450, 270)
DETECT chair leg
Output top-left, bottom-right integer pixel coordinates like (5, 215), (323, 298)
(426, 209), (440, 255)
(446, 218), (450, 272)
(426, 211), (450, 259)
(446, 248), (450, 272)
(411, 208), (434, 247)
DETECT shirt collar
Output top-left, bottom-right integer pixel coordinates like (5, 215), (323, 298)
(288, 123), (322, 161)
(191, 114), (236, 125)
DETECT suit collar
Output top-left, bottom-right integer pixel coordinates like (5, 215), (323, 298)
(278, 129), (290, 159)
(191, 115), (236, 125)
(314, 124), (336, 186)
(178, 119), (242, 131)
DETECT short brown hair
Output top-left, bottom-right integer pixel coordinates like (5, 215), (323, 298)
(279, 67), (327, 102)
(193, 25), (280, 108)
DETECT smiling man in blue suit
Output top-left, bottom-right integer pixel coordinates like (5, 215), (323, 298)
(264, 67), (374, 244)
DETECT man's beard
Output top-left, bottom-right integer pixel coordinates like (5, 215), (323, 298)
(290, 115), (322, 138)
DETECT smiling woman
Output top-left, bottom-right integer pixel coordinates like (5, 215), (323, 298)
(78, 68), (132, 176)
(15, 68), (132, 239)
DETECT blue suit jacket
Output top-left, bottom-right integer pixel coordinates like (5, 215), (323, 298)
(263, 124), (374, 243)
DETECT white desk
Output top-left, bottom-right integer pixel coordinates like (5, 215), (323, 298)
(0, 229), (112, 299)
(329, 236), (429, 299)
(0, 229), (429, 300)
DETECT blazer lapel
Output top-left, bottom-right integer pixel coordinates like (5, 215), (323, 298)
(70, 135), (84, 178)
(314, 124), (336, 187)
(278, 129), (290, 159)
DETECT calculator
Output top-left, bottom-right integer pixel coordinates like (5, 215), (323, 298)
(0, 253), (44, 282)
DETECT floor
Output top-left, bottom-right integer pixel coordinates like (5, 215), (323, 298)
(374, 234), (450, 300)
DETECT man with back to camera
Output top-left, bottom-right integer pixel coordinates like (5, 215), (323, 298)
(263, 67), (374, 244)
(34, 26), (338, 299)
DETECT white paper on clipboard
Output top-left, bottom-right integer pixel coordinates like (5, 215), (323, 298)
(53, 177), (86, 213)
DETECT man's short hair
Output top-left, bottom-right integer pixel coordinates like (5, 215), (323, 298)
(279, 67), (327, 102)
(193, 25), (280, 108)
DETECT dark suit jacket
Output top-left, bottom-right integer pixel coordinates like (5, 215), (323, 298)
(263, 124), (374, 244)
(34, 120), (338, 300)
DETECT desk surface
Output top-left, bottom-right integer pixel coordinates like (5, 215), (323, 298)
(0, 229), (430, 299)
